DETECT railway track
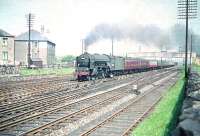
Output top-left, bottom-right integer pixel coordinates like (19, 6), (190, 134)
(0, 72), (139, 115)
(0, 68), (164, 116)
(0, 74), (73, 85)
(0, 81), (138, 135)
(77, 73), (178, 136)
(0, 67), (172, 105)
(0, 79), (129, 127)
(0, 72), (129, 105)
(0, 76), (72, 104)
(0, 73), (116, 104)
(0, 67), (177, 136)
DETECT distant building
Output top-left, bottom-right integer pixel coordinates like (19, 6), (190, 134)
(15, 30), (56, 66)
(0, 29), (15, 65)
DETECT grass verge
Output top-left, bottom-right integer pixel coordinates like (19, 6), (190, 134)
(132, 73), (185, 136)
(19, 67), (74, 76)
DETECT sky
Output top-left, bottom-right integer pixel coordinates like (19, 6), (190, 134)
(0, 0), (199, 56)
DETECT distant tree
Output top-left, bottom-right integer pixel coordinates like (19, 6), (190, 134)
(61, 55), (76, 63)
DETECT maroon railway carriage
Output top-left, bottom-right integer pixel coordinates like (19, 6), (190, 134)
(124, 58), (149, 72)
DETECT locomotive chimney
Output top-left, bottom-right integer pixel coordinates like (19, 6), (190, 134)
(81, 39), (87, 53)
(82, 39), (84, 54)
(111, 36), (114, 56)
(84, 43), (88, 53)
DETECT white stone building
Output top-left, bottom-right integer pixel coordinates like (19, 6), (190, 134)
(0, 29), (15, 65)
(15, 30), (56, 66)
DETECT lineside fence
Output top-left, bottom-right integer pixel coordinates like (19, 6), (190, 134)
(0, 65), (20, 75)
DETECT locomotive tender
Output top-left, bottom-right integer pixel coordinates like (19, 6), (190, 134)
(75, 52), (173, 81)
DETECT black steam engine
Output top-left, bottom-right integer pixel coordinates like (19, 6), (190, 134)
(75, 53), (111, 80)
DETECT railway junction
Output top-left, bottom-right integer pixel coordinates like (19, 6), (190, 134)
(0, 66), (186, 136)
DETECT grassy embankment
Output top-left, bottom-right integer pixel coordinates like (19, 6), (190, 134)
(20, 67), (74, 76)
(132, 72), (185, 136)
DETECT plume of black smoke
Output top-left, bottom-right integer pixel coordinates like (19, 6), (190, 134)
(84, 24), (124, 46)
(169, 24), (192, 50)
(125, 25), (169, 49)
(84, 23), (169, 49)
(84, 23), (200, 55)
(169, 24), (200, 55)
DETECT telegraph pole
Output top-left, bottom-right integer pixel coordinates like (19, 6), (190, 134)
(190, 34), (193, 67)
(177, 0), (198, 78)
(28, 13), (31, 68)
(185, 0), (189, 78)
(26, 13), (35, 68)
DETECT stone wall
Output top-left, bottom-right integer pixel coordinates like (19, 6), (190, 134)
(0, 65), (19, 75)
(172, 72), (200, 136)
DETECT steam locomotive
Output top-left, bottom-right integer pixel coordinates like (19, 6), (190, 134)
(75, 52), (174, 81)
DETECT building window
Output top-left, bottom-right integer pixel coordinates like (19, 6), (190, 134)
(34, 42), (38, 48)
(2, 51), (8, 60)
(2, 37), (8, 47)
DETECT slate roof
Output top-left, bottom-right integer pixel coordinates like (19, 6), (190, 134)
(0, 29), (14, 37)
(15, 30), (54, 43)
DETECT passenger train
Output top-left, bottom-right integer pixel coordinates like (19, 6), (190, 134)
(75, 52), (174, 81)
